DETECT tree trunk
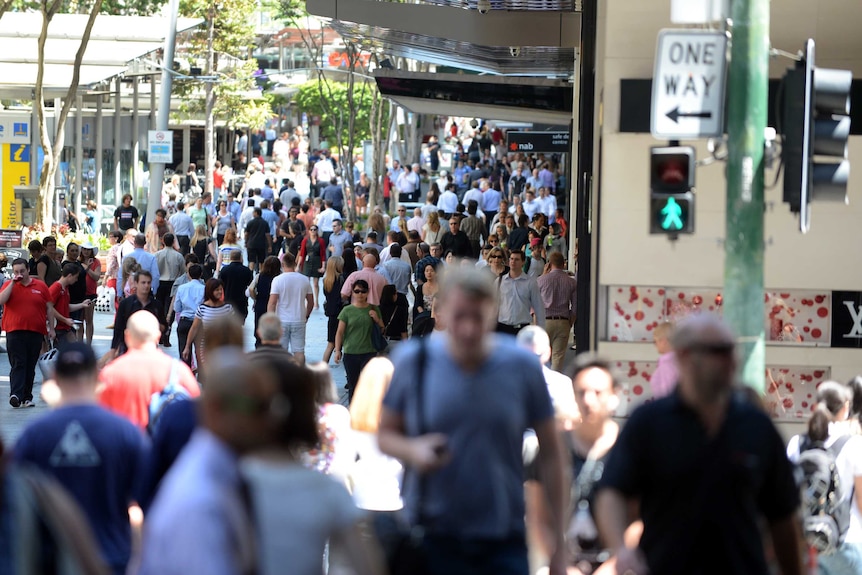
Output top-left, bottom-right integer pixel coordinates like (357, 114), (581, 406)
(204, 6), (215, 196)
(36, 0), (102, 228)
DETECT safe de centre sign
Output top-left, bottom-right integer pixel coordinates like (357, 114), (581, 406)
(651, 29), (728, 140)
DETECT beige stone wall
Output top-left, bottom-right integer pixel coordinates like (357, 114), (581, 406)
(594, 0), (862, 383)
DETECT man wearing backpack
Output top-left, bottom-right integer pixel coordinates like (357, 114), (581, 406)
(14, 342), (150, 575)
(595, 314), (803, 575)
(99, 311), (199, 430)
(787, 381), (862, 573)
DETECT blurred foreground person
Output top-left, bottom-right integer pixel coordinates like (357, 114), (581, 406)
(378, 266), (568, 575)
(595, 314), (802, 575)
(240, 353), (382, 575)
(1, 431), (108, 574)
(14, 342), (148, 575)
(137, 350), (276, 574)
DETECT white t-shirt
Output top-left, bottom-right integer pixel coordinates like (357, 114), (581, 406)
(787, 425), (862, 543)
(349, 431), (404, 512)
(269, 271), (312, 323)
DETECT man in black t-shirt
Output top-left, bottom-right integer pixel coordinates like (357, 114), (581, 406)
(438, 216), (472, 259)
(595, 314), (802, 575)
(113, 194), (140, 231)
(244, 208), (271, 273)
(218, 250), (253, 323)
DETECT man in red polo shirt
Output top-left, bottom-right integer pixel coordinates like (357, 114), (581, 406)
(0, 258), (55, 408)
(49, 263), (95, 349)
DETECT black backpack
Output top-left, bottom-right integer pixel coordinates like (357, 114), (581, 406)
(797, 434), (852, 554)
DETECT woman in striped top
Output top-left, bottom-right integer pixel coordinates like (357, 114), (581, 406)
(182, 278), (234, 371)
(215, 228), (243, 275)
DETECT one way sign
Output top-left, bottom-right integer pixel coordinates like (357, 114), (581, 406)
(651, 29), (728, 140)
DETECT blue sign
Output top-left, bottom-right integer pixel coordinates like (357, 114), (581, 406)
(9, 144), (29, 162)
(12, 123), (27, 138)
(0, 125), (5, 138)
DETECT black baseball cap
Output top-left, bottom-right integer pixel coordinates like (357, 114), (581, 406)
(55, 342), (97, 378)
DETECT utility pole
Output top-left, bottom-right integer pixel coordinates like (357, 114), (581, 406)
(146, 0), (180, 229)
(724, 0), (769, 393)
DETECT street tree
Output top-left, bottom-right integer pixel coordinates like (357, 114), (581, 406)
(26, 0), (167, 228)
(177, 0), (272, 196)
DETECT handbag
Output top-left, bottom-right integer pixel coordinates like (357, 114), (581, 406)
(371, 322), (389, 352)
(384, 339), (430, 575)
(95, 285), (115, 314)
(371, 308), (396, 353)
(38, 341), (59, 380)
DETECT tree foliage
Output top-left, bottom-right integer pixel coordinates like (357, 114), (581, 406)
(293, 79), (384, 148)
(174, 0), (271, 129)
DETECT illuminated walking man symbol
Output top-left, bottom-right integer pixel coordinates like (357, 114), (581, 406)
(660, 197), (684, 230)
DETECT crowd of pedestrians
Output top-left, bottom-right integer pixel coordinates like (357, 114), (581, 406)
(3, 122), (856, 575)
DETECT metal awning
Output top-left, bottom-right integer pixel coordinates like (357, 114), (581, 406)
(375, 70), (574, 124)
(0, 13), (202, 97)
(308, 0), (578, 76)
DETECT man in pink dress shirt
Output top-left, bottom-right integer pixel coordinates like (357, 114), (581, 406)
(650, 321), (679, 398)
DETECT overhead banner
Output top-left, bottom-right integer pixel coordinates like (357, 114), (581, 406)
(506, 131), (571, 154)
(1, 143), (29, 228)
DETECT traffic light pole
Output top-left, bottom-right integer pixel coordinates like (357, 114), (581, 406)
(724, 0), (769, 393)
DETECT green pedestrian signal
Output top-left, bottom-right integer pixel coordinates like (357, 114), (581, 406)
(650, 192), (694, 235)
(660, 197), (684, 230)
(649, 146), (695, 236)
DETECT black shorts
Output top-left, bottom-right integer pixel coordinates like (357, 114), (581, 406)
(327, 315), (339, 343)
(247, 247), (267, 264)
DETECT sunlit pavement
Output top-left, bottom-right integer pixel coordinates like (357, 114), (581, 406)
(0, 289), (344, 445)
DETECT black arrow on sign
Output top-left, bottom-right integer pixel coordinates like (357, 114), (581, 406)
(666, 107), (712, 124)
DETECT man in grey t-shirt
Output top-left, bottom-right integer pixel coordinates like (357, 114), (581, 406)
(379, 266), (568, 575)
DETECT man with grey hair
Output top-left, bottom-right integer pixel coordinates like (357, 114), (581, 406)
(256, 312), (284, 349)
(595, 314), (802, 575)
(379, 266), (568, 575)
(516, 326), (577, 421)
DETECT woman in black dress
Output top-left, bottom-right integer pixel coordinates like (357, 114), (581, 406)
(248, 256), (281, 348)
(298, 225), (326, 308)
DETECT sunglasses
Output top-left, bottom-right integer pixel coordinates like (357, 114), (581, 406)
(353, 289), (368, 294)
(489, 255), (502, 259)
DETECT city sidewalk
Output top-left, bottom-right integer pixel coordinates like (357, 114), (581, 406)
(0, 298), (345, 444)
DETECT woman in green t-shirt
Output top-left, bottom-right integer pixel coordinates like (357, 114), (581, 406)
(335, 279), (383, 402)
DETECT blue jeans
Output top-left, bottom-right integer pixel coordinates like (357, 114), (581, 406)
(820, 541), (862, 575)
(422, 535), (529, 575)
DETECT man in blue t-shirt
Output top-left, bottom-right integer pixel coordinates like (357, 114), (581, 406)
(379, 266), (568, 575)
(13, 342), (150, 575)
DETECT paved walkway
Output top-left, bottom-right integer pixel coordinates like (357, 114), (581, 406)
(0, 294), (345, 445)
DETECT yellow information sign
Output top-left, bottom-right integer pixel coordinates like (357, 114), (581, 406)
(1, 144), (29, 228)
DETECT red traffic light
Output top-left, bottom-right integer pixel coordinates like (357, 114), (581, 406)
(650, 146), (695, 192)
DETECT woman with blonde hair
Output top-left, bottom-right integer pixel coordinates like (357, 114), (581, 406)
(422, 211), (444, 245)
(191, 224), (216, 279)
(322, 256), (345, 364)
(348, 357), (403, 513)
(367, 211), (386, 241)
(214, 228), (242, 275)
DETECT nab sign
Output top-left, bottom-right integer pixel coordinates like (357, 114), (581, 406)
(651, 29), (728, 140)
(506, 131), (571, 155)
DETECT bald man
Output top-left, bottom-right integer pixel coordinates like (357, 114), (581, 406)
(99, 311), (200, 429)
(595, 314), (802, 575)
(339, 252), (387, 305)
